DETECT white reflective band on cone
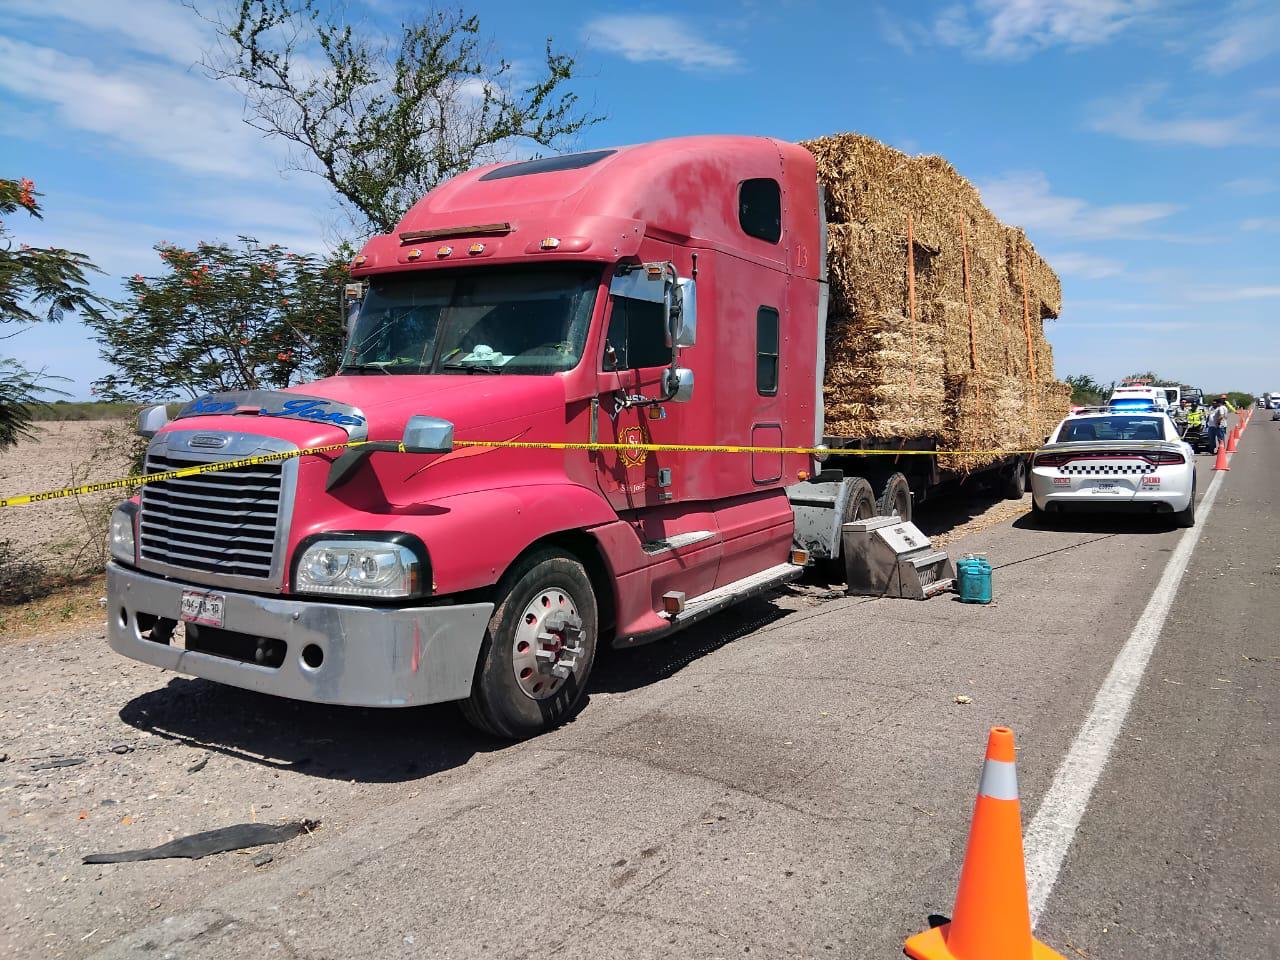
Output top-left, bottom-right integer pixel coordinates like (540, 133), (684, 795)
(978, 758), (1019, 800)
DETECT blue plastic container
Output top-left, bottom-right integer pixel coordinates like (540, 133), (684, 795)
(956, 554), (993, 604)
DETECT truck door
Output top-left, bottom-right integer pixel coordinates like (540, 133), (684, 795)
(593, 282), (721, 599)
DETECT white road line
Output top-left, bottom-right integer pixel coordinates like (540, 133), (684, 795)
(1024, 463), (1229, 927)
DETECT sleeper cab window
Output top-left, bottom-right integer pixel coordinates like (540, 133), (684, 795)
(757, 306), (779, 396)
(739, 178), (782, 244)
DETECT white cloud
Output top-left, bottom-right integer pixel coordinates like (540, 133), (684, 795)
(978, 171), (1179, 240)
(0, 0), (209, 67)
(1199, 3), (1280, 74)
(1089, 85), (1267, 147)
(1048, 251), (1125, 279)
(582, 15), (741, 71)
(925, 0), (1157, 59)
(0, 36), (284, 179)
(1223, 177), (1277, 195)
(1189, 285), (1280, 302)
(1241, 217), (1280, 231)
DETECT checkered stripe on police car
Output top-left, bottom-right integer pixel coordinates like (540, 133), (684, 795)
(1060, 463), (1157, 475)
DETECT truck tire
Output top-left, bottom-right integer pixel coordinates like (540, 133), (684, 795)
(1001, 457), (1028, 499)
(874, 472), (913, 522)
(819, 477), (876, 581)
(461, 549), (598, 740)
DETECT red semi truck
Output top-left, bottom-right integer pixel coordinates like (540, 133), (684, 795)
(106, 136), (1026, 738)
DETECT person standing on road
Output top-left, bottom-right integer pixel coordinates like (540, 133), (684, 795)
(1207, 397), (1229, 454)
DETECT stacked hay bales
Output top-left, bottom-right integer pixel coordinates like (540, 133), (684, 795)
(802, 133), (1068, 473)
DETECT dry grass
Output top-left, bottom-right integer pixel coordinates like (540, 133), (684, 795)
(803, 133), (1070, 470)
(0, 572), (106, 643)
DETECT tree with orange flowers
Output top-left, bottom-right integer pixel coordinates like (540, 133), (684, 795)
(0, 176), (102, 448)
(0, 177), (104, 325)
(86, 238), (348, 402)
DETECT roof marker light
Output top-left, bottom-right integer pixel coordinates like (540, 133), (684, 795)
(436, 245), (453, 258)
(406, 248), (422, 260)
(468, 243), (485, 255)
(540, 237), (560, 250)
(354, 254), (367, 266)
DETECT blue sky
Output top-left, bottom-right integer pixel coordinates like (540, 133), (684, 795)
(2, 0), (1278, 397)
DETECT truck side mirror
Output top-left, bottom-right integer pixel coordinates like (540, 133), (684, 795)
(666, 367), (694, 403)
(674, 278), (696, 348)
(402, 415), (454, 454)
(344, 282), (366, 335)
(137, 404), (169, 439)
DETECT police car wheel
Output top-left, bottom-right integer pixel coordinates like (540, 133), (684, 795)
(461, 549), (598, 740)
(1173, 482), (1196, 529)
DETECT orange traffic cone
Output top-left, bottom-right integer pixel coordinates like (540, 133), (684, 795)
(1214, 443), (1230, 471)
(905, 728), (1063, 960)
(1226, 427), (1239, 453)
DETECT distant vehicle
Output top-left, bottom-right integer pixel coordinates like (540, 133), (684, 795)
(1182, 387), (1203, 408)
(1107, 384), (1169, 413)
(1155, 384), (1181, 409)
(1265, 391), (1280, 409)
(1031, 410), (1196, 527)
(1272, 408), (1280, 421)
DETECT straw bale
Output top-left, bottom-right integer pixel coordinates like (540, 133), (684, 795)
(802, 132), (1069, 474)
(824, 310), (946, 439)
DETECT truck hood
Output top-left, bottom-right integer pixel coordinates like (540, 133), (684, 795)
(163, 376), (568, 449)
(296, 374), (566, 440)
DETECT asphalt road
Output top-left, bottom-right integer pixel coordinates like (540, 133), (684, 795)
(1, 422), (1274, 959)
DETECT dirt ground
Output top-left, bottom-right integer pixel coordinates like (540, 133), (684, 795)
(0, 454), (1034, 956)
(0, 421), (136, 569)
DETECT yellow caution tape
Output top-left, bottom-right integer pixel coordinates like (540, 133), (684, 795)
(0, 438), (1042, 509)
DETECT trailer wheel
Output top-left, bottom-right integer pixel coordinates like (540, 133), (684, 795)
(874, 472), (913, 522)
(460, 549), (598, 740)
(819, 477), (876, 581)
(1001, 457), (1028, 500)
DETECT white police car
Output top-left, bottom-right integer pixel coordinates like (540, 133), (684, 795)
(1030, 409), (1196, 527)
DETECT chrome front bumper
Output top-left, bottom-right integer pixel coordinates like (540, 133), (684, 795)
(106, 563), (493, 708)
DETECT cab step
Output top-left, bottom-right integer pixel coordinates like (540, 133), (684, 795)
(664, 562), (804, 630)
(614, 562), (804, 648)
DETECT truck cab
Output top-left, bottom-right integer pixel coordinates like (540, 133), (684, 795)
(105, 137), (827, 738)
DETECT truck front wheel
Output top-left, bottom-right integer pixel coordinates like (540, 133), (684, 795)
(461, 549), (599, 740)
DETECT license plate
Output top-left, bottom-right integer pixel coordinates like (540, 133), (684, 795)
(180, 589), (225, 627)
(1092, 481), (1119, 493)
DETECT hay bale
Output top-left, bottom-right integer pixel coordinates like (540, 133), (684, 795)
(802, 132), (1069, 474)
(824, 310), (946, 439)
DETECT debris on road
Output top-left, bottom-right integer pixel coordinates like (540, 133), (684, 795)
(954, 695), (974, 704)
(109, 743), (133, 755)
(187, 753), (210, 773)
(32, 757), (86, 770)
(83, 819), (319, 864)
(251, 851), (274, 868)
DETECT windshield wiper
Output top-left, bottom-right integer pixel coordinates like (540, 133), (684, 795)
(341, 362), (395, 375)
(441, 360), (505, 375)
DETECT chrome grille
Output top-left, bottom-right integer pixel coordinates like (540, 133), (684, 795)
(139, 452), (284, 581)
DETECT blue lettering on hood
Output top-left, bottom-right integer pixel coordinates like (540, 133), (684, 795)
(181, 395), (365, 428)
(259, 398), (365, 428)
(184, 396), (238, 416)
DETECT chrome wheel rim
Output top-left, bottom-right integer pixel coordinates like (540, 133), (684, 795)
(511, 585), (585, 700)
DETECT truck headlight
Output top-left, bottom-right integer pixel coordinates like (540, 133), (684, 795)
(294, 539), (423, 599)
(108, 503), (137, 564)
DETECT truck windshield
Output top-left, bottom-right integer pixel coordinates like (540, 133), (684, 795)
(342, 265), (600, 375)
